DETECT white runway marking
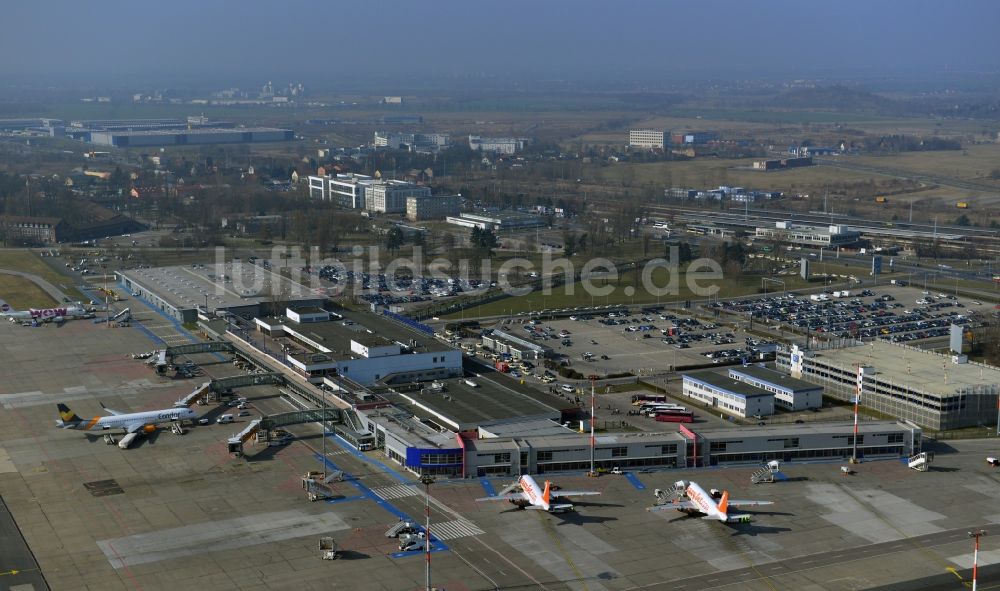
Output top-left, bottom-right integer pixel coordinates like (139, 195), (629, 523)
(97, 510), (349, 569)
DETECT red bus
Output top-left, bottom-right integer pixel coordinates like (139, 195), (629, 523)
(654, 410), (694, 423)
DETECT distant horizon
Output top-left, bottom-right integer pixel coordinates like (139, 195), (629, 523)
(1, 0), (998, 95)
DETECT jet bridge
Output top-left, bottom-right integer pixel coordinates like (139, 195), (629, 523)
(227, 419), (263, 455)
(174, 381), (212, 407)
(164, 341), (235, 359)
(226, 409), (345, 457)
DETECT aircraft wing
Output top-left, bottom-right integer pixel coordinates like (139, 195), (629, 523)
(475, 493), (528, 503)
(725, 500), (773, 507)
(552, 490), (601, 498)
(647, 500), (698, 512)
(123, 421), (145, 434)
(99, 402), (125, 416)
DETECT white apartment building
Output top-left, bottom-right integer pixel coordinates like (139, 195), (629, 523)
(629, 129), (667, 149)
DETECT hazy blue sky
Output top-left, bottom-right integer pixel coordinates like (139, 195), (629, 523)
(3, 1), (999, 86)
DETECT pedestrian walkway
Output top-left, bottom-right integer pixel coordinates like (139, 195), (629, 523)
(430, 518), (485, 540)
(372, 484), (421, 500)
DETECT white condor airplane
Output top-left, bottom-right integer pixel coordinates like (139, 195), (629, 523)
(56, 402), (197, 434)
(475, 474), (600, 513)
(0, 299), (89, 322)
(647, 480), (772, 523)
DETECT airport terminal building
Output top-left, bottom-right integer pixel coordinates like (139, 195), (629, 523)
(118, 263), (323, 323)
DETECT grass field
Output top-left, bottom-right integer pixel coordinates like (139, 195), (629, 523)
(0, 250), (73, 287)
(0, 274), (57, 309)
(850, 144), (1000, 186)
(0, 249), (83, 302)
(591, 157), (880, 194)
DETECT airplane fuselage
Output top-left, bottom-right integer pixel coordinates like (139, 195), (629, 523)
(60, 408), (197, 432)
(684, 481), (722, 520)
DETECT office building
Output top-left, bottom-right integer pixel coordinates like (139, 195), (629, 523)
(755, 222), (862, 248)
(366, 181), (431, 214)
(307, 173), (374, 208)
(468, 135), (531, 155)
(405, 193), (461, 221)
(727, 365), (823, 411)
(629, 129), (668, 150)
(681, 371), (776, 418)
(374, 131), (449, 152)
(0, 216), (70, 245)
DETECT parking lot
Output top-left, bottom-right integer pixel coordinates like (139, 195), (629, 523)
(709, 285), (991, 344)
(477, 308), (775, 383)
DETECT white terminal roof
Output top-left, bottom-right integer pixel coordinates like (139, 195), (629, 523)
(123, 263), (318, 310)
(806, 341), (1000, 397)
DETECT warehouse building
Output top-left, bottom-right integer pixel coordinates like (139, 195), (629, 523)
(779, 342), (1000, 431)
(681, 371), (776, 418)
(727, 365), (823, 411)
(445, 210), (547, 231)
(89, 127), (293, 147)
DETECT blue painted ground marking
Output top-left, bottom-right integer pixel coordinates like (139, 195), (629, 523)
(479, 479), (497, 497)
(313, 453), (449, 555)
(624, 472), (646, 490)
(328, 433), (412, 484)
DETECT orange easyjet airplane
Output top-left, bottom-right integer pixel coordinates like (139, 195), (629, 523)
(476, 475), (600, 513)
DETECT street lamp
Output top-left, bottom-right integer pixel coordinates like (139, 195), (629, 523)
(420, 474), (435, 591)
(970, 529), (987, 591)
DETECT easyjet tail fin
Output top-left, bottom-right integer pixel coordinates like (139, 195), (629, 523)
(542, 480), (552, 505)
(718, 490), (729, 515)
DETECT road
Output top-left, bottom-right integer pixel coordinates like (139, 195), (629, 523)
(0, 268), (71, 303)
